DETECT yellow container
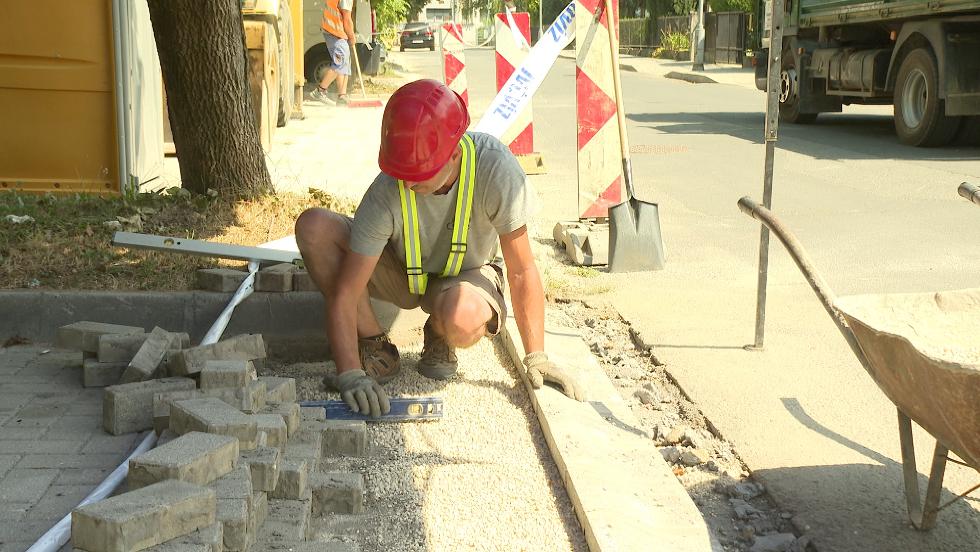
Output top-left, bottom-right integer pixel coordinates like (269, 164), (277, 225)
(0, 0), (163, 194)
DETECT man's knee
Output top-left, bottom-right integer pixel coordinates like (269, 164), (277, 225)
(436, 287), (492, 348)
(295, 208), (348, 252)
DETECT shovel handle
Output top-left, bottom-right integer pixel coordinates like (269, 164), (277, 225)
(600, 0), (636, 201)
(959, 182), (980, 207)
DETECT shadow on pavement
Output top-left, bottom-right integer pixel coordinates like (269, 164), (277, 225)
(628, 111), (980, 161)
(765, 397), (980, 552)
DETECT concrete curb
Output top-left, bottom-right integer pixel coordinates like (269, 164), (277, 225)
(497, 304), (722, 552)
(0, 291), (399, 361)
(664, 71), (718, 84)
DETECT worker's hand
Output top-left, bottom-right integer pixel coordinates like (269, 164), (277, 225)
(523, 352), (586, 402)
(336, 369), (391, 418)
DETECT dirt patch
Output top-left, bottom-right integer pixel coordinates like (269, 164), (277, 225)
(0, 189), (354, 290)
(547, 298), (813, 552)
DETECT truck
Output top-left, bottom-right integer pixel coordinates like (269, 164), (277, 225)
(756, 0), (980, 146)
(241, 0), (303, 150)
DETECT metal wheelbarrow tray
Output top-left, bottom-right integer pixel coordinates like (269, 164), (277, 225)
(738, 195), (980, 531)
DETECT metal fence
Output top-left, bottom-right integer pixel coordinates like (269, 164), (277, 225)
(616, 12), (746, 63)
(620, 18), (650, 48)
(655, 15), (691, 47)
(706, 11), (748, 64)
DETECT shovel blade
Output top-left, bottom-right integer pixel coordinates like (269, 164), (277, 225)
(608, 198), (666, 272)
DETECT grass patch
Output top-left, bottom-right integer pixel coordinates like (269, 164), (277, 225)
(0, 188), (355, 291)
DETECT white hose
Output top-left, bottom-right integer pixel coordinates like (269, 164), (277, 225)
(26, 431), (158, 552)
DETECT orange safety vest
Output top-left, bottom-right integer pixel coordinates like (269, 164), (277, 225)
(321, 0), (348, 39)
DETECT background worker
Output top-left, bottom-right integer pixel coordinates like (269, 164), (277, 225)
(295, 79), (584, 417)
(310, 0), (355, 106)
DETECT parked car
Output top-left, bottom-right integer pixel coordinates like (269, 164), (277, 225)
(400, 22), (435, 51)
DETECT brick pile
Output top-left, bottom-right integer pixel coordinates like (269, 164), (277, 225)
(56, 322), (368, 552)
(195, 265), (319, 293)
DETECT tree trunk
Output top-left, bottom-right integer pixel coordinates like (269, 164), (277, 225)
(146, 0), (272, 197)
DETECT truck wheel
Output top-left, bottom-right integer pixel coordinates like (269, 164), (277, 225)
(893, 48), (961, 147)
(276, 0), (294, 127)
(779, 51), (817, 124)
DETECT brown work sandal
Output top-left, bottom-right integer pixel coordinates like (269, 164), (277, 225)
(418, 319), (457, 380)
(358, 333), (401, 384)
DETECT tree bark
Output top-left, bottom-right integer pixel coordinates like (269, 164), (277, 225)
(147, 0), (272, 196)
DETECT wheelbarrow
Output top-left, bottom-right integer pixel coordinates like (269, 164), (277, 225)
(737, 193), (980, 531)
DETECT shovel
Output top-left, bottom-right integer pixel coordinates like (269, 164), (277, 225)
(602, 0), (665, 272)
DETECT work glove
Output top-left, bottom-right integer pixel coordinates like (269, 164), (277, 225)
(336, 369), (391, 418)
(523, 351), (586, 402)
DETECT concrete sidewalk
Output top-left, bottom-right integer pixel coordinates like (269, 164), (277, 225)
(558, 50), (757, 89)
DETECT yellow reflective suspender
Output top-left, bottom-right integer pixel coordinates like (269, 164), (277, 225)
(397, 134), (477, 295)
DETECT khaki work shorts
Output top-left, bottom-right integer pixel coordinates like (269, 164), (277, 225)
(342, 216), (507, 335)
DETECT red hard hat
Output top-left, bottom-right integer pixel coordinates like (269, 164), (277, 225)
(378, 79), (470, 181)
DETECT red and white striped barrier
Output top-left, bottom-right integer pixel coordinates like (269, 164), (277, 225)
(441, 23), (468, 107)
(575, 0), (621, 219)
(494, 11), (536, 159)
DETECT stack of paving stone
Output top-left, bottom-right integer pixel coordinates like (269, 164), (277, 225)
(56, 321), (368, 552)
(196, 265), (318, 293)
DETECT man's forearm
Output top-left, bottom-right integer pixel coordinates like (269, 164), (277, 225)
(327, 293), (361, 374)
(507, 265), (545, 354)
(343, 14), (355, 45)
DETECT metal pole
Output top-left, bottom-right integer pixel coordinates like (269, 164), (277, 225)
(749, 0), (783, 350)
(539, 0), (543, 44)
(692, 0), (705, 71)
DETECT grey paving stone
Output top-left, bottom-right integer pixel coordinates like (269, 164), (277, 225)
(128, 432), (239, 490)
(144, 523), (223, 552)
(120, 327), (185, 384)
(82, 358), (126, 388)
(299, 406), (325, 422)
(257, 491), (312, 543)
(310, 472), (364, 515)
(239, 446), (281, 492)
(215, 498), (249, 552)
(269, 458), (307, 500)
(56, 321), (144, 353)
(44, 415), (103, 441)
(16, 454), (122, 470)
(260, 402), (300, 436)
(200, 360), (256, 390)
(170, 399), (258, 451)
(196, 268), (249, 293)
(80, 433), (140, 455)
(71, 480), (216, 552)
(0, 500), (30, 521)
(320, 420), (368, 457)
(3, 402), (67, 429)
(0, 468), (59, 503)
(0, 427), (43, 439)
(153, 389), (205, 434)
(1, 440), (85, 454)
(201, 381), (266, 414)
(260, 377), (297, 405)
(0, 455), (20, 478)
(170, 335), (266, 377)
(97, 333), (149, 363)
(55, 468), (113, 486)
(28, 484), (91, 519)
(253, 414), (287, 449)
(255, 263), (298, 292)
(103, 377), (196, 435)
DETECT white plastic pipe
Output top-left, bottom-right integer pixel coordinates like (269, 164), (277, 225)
(26, 431), (158, 552)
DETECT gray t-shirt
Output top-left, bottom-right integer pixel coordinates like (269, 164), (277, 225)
(350, 132), (528, 274)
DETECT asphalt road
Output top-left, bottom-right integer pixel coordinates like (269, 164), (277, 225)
(391, 47), (980, 551)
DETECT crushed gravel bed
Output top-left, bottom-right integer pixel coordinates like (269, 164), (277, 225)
(262, 330), (587, 552)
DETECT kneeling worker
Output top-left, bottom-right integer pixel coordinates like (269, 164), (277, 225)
(295, 79), (584, 417)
